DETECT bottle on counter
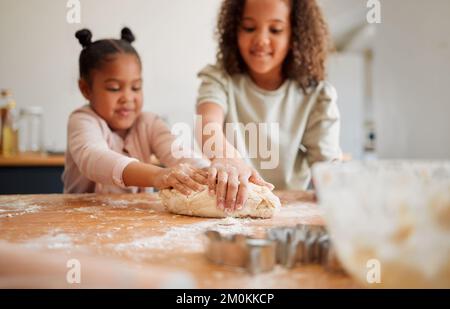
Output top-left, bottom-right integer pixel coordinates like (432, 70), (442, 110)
(0, 89), (19, 157)
(19, 106), (45, 154)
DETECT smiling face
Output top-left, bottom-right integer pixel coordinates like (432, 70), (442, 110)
(237, 0), (291, 89)
(79, 53), (143, 135)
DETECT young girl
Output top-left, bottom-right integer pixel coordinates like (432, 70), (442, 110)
(196, 0), (342, 211)
(63, 27), (208, 194)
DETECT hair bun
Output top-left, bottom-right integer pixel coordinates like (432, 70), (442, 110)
(121, 27), (135, 43)
(75, 29), (92, 48)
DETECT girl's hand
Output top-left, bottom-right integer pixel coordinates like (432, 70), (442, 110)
(154, 163), (208, 195)
(207, 158), (274, 212)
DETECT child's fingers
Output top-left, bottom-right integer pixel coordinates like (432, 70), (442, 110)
(225, 167), (239, 211)
(249, 171), (265, 185)
(263, 181), (275, 190)
(249, 170), (274, 190)
(174, 171), (203, 192)
(191, 172), (208, 185)
(185, 166), (208, 185)
(208, 167), (218, 195)
(173, 183), (192, 196)
(235, 176), (249, 211)
(165, 173), (191, 195)
(197, 169), (209, 178)
(215, 170), (228, 211)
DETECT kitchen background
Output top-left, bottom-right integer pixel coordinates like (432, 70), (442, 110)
(1, 1), (449, 289)
(0, 0), (449, 160)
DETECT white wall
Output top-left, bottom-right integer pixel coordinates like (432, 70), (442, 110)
(0, 0), (221, 151)
(1, 0), (449, 159)
(320, 0), (450, 159)
(372, 0), (450, 159)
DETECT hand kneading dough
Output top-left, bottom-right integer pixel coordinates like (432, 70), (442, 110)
(159, 183), (280, 218)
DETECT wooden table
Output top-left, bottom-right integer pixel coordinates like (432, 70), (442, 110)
(0, 191), (358, 288)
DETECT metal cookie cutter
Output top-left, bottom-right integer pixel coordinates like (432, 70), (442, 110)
(267, 224), (344, 273)
(204, 230), (276, 275)
(316, 233), (344, 273)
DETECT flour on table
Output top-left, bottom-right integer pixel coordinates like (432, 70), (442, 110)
(0, 202), (42, 218)
(114, 217), (255, 252)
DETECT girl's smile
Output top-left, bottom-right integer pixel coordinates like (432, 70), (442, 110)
(115, 107), (134, 118)
(250, 49), (274, 60)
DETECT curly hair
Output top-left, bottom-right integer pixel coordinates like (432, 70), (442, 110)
(216, 0), (331, 91)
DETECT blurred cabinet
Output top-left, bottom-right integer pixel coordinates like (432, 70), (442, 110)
(0, 154), (64, 194)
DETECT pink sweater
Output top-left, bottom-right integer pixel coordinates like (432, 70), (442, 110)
(62, 106), (201, 194)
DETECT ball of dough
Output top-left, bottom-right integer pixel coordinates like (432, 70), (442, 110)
(159, 183), (280, 218)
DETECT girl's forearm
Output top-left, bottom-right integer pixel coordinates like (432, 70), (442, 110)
(122, 161), (163, 188)
(197, 105), (242, 160)
(202, 126), (241, 159)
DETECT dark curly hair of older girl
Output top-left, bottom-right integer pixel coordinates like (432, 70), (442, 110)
(216, 0), (331, 91)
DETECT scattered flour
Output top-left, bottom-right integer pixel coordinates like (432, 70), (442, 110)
(115, 217), (256, 252)
(0, 202), (42, 218)
(21, 231), (73, 250)
(71, 199), (158, 212)
(102, 198), (156, 208)
(73, 206), (101, 213)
